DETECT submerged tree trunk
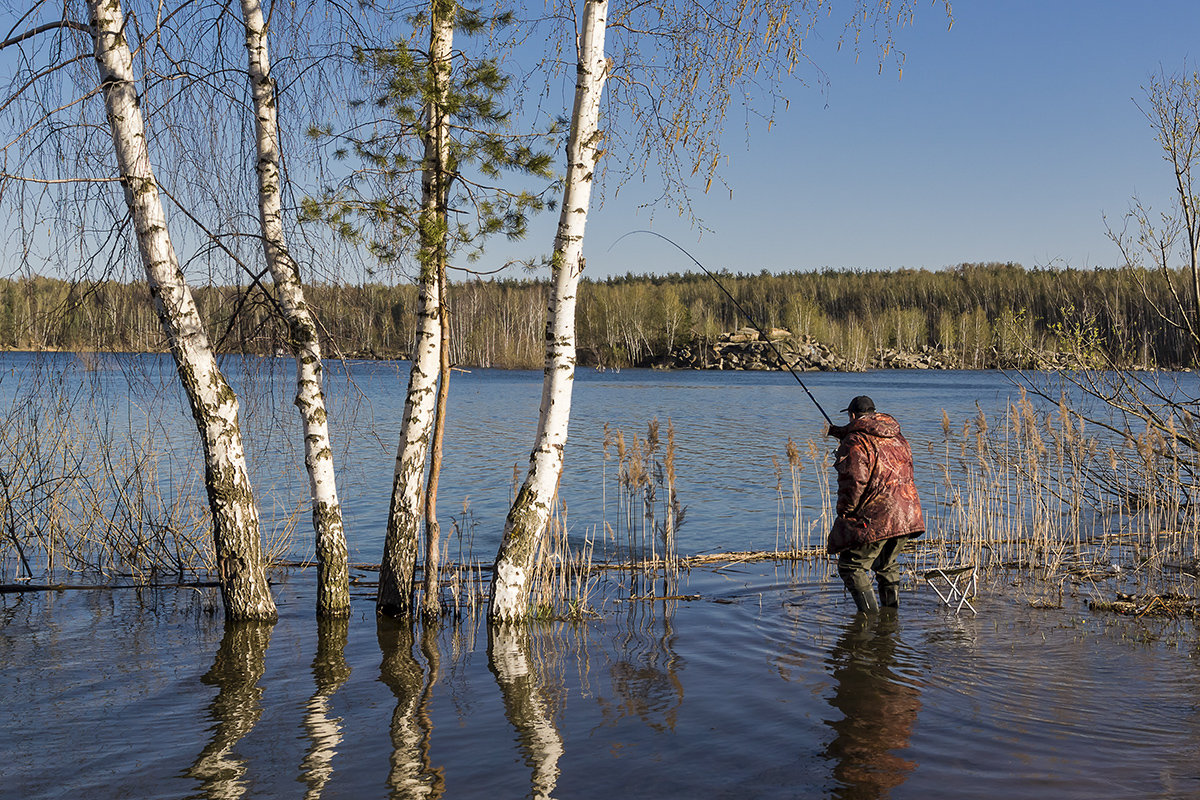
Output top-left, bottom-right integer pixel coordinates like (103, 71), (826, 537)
(489, 0), (609, 622)
(88, 0), (276, 620)
(239, 0), (349, 617)
(378, 0), (454, 618)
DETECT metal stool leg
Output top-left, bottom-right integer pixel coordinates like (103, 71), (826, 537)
(924, 565), (977, 614)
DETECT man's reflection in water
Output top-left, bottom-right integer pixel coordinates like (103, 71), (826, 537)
(489, 624), (565, 800)
(187, 620), (274, 800)
(299, 617), (351, 799)
(377, 618), (444, 799)
(823, 613), (922, 800)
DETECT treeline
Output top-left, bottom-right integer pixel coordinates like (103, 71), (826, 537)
(1, 262), (1193, 369)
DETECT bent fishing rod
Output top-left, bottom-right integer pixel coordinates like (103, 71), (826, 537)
(610, 230), (834, 426)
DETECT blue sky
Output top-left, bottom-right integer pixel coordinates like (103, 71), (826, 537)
(3, 1), (1195, 284)
(505, 0), (1200, 280)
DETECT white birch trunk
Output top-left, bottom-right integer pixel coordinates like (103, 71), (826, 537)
(489, 0), (608, 622)
(239, 0), (349, 617)
(378, 4), (454, 617)
(420, 257), (451, 619)
(88, 0), (276, 620)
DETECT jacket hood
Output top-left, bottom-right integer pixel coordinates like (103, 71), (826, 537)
(844, 412), (901, 439)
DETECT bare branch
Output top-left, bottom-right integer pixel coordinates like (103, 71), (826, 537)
(0, 19), (91, 51)
(0, 172), (123, 185)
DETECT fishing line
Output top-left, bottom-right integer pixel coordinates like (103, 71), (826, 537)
(609, 230), (834, 426)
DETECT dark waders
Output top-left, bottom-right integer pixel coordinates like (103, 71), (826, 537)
(837, 536), (909, 612)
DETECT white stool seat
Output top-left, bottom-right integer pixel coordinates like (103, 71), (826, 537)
(924, 564), (977, 614)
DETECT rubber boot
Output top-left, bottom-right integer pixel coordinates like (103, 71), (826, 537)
(845, 576), (879, 612)
(877, 580), (900, 609)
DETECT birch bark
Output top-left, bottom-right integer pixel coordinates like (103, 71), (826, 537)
(239, 0), (349, 617)
(377, 2), (454, 617)
(489, 0), (608, 622)
(88, 0), (276, 620)
(420, 256), (451, 619)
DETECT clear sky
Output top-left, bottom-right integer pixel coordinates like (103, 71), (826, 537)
(505, 0), (1200, 281)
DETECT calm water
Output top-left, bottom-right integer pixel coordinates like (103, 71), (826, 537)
(2, 356), (1199, 798)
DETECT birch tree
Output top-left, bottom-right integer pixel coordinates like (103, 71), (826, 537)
(490, 0), (952, 621)
(489, 0), (608, 622)
(1028, 67), (1200, 477)
(376, 0), (455, 618)
(238, 0), (350, 617)
(1, 0), (283, 619)
(1111, 68), (1200, 364)
(2, 0), (402, 618)
(86, 0), (277, 620)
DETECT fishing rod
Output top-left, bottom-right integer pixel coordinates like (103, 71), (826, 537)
(610, 230), (834, 426)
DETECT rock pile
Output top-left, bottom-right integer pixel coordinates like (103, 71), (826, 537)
(872, 346), (955, 370)
(664, 328), (848, 371)
(658, 328), (1115, 372)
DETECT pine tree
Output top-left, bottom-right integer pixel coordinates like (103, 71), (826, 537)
(303, 0), (556, 618)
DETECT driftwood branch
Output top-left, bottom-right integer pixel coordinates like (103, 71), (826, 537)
(0, 580), (220, 594)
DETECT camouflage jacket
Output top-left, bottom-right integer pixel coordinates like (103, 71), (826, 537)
(826, 413), (925, 554)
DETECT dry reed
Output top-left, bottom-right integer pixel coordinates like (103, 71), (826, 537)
(600, 418), (684, 601)
(916, 387), (1200, 601)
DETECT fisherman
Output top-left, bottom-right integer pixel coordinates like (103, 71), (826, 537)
(826, 395), (925, 612)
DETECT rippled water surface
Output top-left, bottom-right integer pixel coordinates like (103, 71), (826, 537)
(3, 568), (1198, 799)
(2, 357), (1199, 798)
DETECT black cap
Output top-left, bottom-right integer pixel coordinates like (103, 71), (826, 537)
(840, 395), (876, 414)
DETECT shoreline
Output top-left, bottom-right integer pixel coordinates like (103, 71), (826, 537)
(11, 345), (1177, 373)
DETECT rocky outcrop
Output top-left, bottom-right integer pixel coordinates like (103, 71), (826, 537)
(872, 346), (956, 370)
(663, 328), (849, 371)
(660, 330), (1087, 372)
(642, 327), (1134, 373)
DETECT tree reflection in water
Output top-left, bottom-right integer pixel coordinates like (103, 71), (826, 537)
(187, 620), (274, 800)
(489, 624), (566, 800)
(823, 612), (923, 800)
(300, 617), (351, 799)
(377, 618), (444, 798)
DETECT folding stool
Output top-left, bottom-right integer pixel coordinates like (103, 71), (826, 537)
(923, 564), (977, 614)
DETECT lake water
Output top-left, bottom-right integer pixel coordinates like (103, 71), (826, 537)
(1, 356), (1198, 798)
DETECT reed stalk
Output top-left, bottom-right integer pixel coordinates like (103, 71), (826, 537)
(915, 388), (1200, 599)
(599, 418), (684, 600)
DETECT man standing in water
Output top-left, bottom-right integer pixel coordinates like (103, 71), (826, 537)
(826, 396), (925, 612)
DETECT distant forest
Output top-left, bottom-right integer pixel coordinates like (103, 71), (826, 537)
(2, 262), (1194, 370)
